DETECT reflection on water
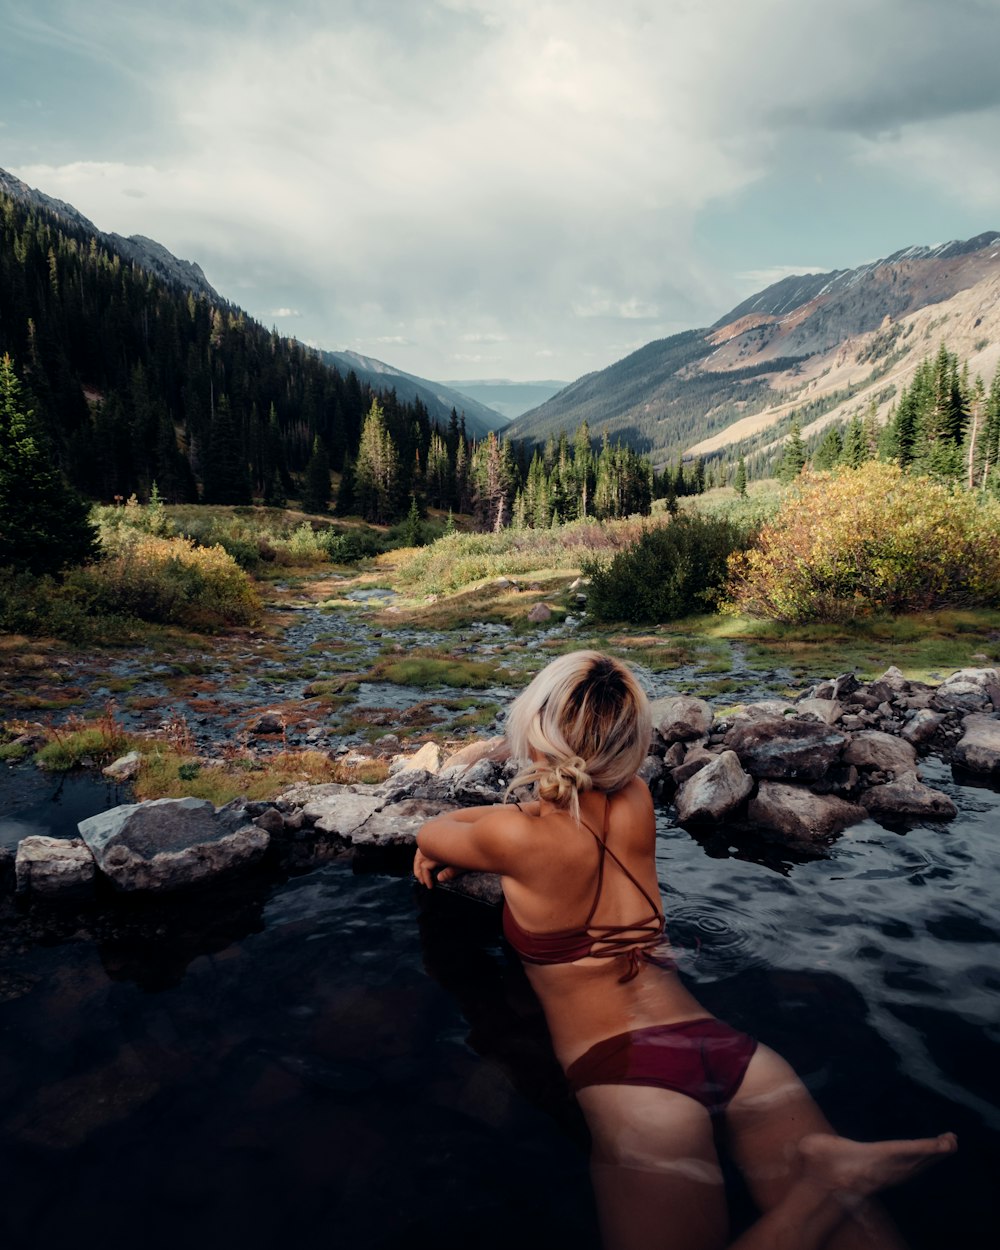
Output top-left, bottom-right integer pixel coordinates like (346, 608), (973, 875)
(0, 762), (998, 1248)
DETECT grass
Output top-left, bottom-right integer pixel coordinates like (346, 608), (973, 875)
(134, 747), (390, 803)
(34, 709), (134, 771)
(370, 654), (511, 689)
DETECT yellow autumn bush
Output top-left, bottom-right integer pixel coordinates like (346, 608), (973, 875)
(725, 463), (1000, 622)
(68, 532), (261, 630)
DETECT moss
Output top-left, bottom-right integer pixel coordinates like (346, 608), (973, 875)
(35, 722), (134, 771)
(371, 654), (508, 689)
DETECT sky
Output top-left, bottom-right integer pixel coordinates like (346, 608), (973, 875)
(2, 0), (1000, 383)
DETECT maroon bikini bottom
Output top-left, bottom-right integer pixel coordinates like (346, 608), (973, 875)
(564, 1017), (758, 1115)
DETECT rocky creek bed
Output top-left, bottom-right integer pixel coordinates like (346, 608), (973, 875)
(2, 580), (999, 1248)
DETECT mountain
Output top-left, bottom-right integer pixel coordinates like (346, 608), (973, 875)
(320, 349), (508, 439)
(0, 168), (222, 302)
(507, 232), (1000, 467)
(441, 379), (568, 421)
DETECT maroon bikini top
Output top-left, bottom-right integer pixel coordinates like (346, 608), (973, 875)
(502, 795), (665, 983)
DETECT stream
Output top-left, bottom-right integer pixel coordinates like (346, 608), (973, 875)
(1, 589), (997, 1248)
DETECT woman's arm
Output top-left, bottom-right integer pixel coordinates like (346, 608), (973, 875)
(415, 803), (528, 887)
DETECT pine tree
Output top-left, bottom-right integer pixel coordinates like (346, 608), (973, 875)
(733, 455), (747, 496)
(0, 354), (97, 573)
(355, 399), (401, 523)
(334, 452), (356, 516)
(202, 395), (252, 504)
(812, 426), (843, 471)
(302, 435), (332, 514)
(777, 420), (807, 482)
(841, 416), (869, 468)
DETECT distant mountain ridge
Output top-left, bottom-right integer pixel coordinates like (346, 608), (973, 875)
(321, 349), (509, 439)
(442, 379), (568, 421)
(0, 168), (222, 302)
(508, 231), (1000, 467)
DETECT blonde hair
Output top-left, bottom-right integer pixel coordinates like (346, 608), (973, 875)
(505, 650), (652, 821)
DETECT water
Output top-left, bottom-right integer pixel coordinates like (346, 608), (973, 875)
(0, 768), (132, 849)
(1, 757), (997, 1249)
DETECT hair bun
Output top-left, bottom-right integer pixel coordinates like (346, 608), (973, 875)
(536, 755), (592, 805)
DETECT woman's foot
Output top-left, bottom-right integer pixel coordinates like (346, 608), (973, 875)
(798, 1131), (957, 1201)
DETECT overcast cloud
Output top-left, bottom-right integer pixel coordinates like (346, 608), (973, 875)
(2, 0), (999, 380)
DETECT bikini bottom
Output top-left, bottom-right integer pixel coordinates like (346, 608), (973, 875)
(564, 1017), (758, 1116)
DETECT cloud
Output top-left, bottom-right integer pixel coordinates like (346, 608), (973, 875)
(6, 1), (1000, 378)
(270, 307), (302, 318)
(735, 265), (829, 287)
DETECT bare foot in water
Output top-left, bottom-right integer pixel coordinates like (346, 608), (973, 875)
(798, 1132), (957, 1201)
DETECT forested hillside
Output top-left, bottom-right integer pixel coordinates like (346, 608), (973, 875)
(0, 185), (441, 508)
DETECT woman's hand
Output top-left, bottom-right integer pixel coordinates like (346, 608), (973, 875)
(413, 848), (466, 888)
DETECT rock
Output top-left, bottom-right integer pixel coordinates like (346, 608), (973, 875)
(78, 797), (270, 892)
(843, 731), (918, 776)
(878, 666), (909, 691)
(309, 794), (385, 837)
(249, 710), (285, 735)
(253, 807), (287, 835)
(662, 741), (686, 768)
(861, 772), (958, 821)
(15, 836), (96, 896)
(748, 782), (867, 844)
(348, 798), (458, 847)
(440, 736), (509, 776)
(952, 713), (1000, 779)
(651, 696), (713, 743)
(833, 673), (862, 698)
(734, 700), (796, 720)
(391, 741), (444, 775)
(439, 871), (504, 906)
(901, 709), (946, 747)
(373, 733), (401, 753)
(674, 751), (753, 823)
(796, 698), (844, 725)
(102, 751), (142, 782)
(670, 745), (714, 786)
(378, 769), (452, 804)
(723, 717), (848, 782)
(569, 577), (589, 591)
(526, 603), (552, 623)
(930, 681), (992, 714)
(450, 757), (507, 805)
(636, 755), (666, 788)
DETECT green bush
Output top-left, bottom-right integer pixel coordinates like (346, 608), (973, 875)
(0, 568), (140, 643)
(584, 514), (753, 624)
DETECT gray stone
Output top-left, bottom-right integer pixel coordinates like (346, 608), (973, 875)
(526, 602), (552, 622)
(674, 751), (753, 823)
(901, 709), (946, 747)
(348, 798), (459, 847)
(748, 782), (867, 844)
(861, 772), (958, 821)
(662, 741), (686, 768)
(390, 741), (444, 776)
(15, 836), (96, 896)
(102, 751), (142, 781)
(439, 871), (504, 906)
(931, 682), (991, 714)
(796, 698), (844, 725)
(670, 745), (714, 786)
(952, 713), (1000, 779)
(651, 695), (713, 743)
(78, 797), (270, 892)
(249, 710), (285, 735)
(637, 755), (666, 787)
(878, 666), (908, 691)
(844, 731), (918, 776)
(310, 794), (385, 837)
(724, 717), (848, 782)
(735, 700), (796, 721)
(253, 807), (287, 835)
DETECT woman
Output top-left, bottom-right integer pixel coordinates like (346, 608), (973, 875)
(414, 651), (955, 1250)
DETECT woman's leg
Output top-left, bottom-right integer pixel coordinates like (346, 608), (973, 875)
(577, 1073), (955, 1250)
(722, 1045), (955, 1250)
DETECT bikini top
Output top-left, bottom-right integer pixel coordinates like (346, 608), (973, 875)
(502, 794), (666, 983)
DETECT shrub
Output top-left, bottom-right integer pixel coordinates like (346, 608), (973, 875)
(70, 532), (261, 630)
(584, 514), (753, 624)
(725, 463), (1000, 622)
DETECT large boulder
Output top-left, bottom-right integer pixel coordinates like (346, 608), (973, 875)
(843, 731), (918, 776)
(78, 797), (269, 892)
(15, 836), (96, 897)
(724, 717), (848, 782)
(309, 793), (385, 837)
(651, 696), (713, 744)
(748, 782), (866, 844)
(795, 699), (844, 725)
(952, 713), (1000, 779)
(102, 751), (142, 782)
(390, 741), (444, 775)
(674, 751), (753, 823)
(861, 772), (958, 821)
